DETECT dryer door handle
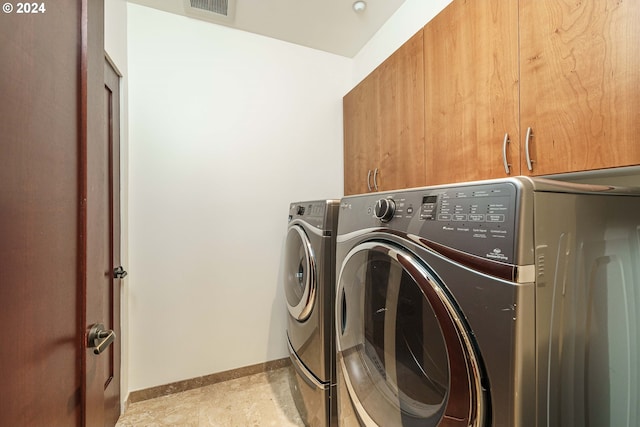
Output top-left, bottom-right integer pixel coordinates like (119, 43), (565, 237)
(340, 288), (347, 335)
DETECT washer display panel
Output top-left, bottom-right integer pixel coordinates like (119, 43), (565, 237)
(284, 225), (317, 321)
(337, 241), (484, 427)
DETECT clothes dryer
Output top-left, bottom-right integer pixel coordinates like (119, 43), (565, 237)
(335, 177), (640, 427)
(284, 200), (339, 427)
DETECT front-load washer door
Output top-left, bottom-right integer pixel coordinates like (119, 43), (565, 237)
(336, 241), (486, 427)
(284, 225), (317, 322)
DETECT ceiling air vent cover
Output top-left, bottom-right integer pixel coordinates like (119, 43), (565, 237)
(183, 0), (235, 22)
(190, 0), (227, 15)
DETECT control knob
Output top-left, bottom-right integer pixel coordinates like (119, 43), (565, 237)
(374, 198), (396, 222)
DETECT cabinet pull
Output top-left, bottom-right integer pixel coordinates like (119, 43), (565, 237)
(502, 133), (511, 175)
(525, 127), (534, 171)
(373, 168), (379, 191)
(366, 170), (372, 192)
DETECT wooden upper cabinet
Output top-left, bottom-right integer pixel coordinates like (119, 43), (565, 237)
(377, 31), (425, 192)
(343, 68), (381, 196)
(519, 0), (640, 175)
(423, 0), (520, 185)
(345, 0), (639, 191)
(343, 31), (425, 195)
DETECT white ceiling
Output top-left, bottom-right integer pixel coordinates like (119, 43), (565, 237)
(126, 0), (406, 58)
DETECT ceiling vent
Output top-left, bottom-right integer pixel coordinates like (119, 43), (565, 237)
(183, 0), (235, 22)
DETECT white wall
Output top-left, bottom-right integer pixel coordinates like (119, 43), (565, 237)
(127, 3), (351, 391)
(117, 0), (639, 398)
(112, 0), (638, 400)
(104, 0), (130, 405)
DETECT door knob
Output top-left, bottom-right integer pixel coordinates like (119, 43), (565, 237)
(87, 323), (115, 355)
(113, 266), (128, 279)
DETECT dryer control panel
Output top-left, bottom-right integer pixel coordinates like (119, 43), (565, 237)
(288, 200), (340, 234)
(366, 182), (519, 263)
(416, 183), (517, 263)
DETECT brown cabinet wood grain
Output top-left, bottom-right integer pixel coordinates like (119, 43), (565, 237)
(344, 0), (639, 190)
(343, 68), (381, 195)
(343, 31), (425, 195)
(519, 0), (640, 175)
(378, 31), (425, 192)
(423, 0), (520, 185)
(423, 0), (640, 183)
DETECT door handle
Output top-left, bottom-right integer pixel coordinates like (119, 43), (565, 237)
(525, 127), (535, 171)
(502, 133), (511, 174)
(372, 168), (379, 191)
(340, 288), (347, 335)
(87, 323), (115, 355)
(113, 266), (128, 279)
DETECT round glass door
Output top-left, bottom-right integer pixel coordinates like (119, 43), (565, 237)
(337, 241), (485, 426)
(284, 225), (316, 321)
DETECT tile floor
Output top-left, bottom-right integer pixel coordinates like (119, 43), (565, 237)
(116, 367), (305, 427)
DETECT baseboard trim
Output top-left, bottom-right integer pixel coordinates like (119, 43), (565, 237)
(128, 357), (291, 404)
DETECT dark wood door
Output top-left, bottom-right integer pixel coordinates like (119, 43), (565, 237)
(0, 1), (83, 426)
(0, 0), (109, 426)
(102, 57), (123, 427)
(82, 0), (118, 426)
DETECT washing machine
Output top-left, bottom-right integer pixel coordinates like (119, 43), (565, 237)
(334, 177), (640, 427)
(285, 200), (339, 427)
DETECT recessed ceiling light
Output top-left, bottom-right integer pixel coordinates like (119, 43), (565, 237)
(353, 1), (366, 13)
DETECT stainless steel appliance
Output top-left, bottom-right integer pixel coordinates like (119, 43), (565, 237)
(335, 177), (640, 426)
(285, 200), (339, 427)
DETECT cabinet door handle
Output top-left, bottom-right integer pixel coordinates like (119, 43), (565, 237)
(502, 133), (511, 175)
(373, 168), (379, 191)
(525, 127), (534, 171)
(366, 169), (372, 192)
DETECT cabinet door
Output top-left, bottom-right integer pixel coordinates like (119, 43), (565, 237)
(424, 0), (519, 185)
(377, 30), (426, 191)
(343, 70), (380, 196)
(519, 0), (640, 175)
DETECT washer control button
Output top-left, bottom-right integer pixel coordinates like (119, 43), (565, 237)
(374, 198), (396, 222)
